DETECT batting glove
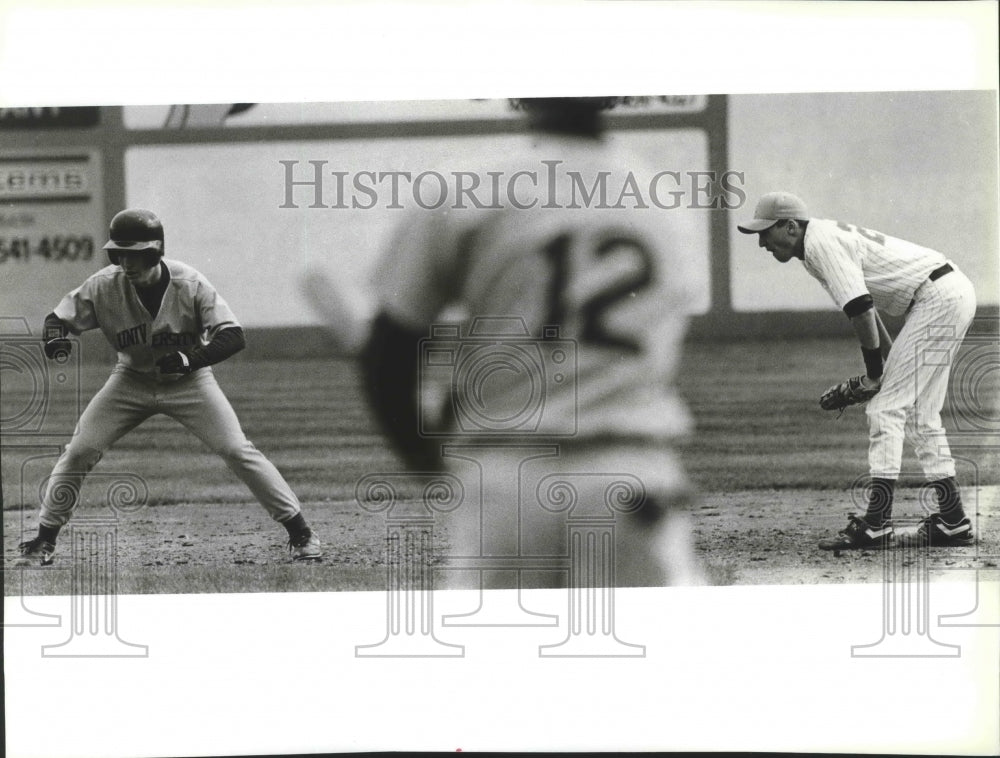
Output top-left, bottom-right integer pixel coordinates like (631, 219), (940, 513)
(156, 351), (192, 375)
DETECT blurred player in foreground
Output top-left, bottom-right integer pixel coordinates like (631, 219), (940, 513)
(358, 97), (707, 586)
(738, 192), (977, 550)
(15, 209), (322, 566)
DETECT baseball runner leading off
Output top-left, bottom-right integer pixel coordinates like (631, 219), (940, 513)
(738, 192), (977, 550)
(15, 209), (322, 566)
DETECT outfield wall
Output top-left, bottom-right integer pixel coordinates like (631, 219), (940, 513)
(2, 93), (996, 358)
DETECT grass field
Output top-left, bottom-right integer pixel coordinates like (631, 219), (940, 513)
(3, 335), (998, 594)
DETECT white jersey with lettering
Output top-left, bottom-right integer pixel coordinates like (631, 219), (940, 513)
(802, 218), (949, 316)
(374, 134), (705, 443)
(53, 259), (240, 378)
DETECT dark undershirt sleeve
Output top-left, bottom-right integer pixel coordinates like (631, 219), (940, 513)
(359, 311), (441, 471)
(186, 326), (246, 370)
(842, 293), (874, 318)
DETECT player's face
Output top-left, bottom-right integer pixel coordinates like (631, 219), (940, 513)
(118, 252), (161, 287)
(758, 221), (799, 263)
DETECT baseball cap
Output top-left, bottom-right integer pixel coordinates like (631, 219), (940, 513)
(737, 191), (809, 233)
(102, 208), (164, 253)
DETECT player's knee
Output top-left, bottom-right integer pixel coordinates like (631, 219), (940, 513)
(216, 439), (258, 462)
(60, 443), (103, 472)
(865, 402), (902, 427)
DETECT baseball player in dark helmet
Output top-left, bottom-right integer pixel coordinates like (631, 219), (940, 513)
(16, 208), (322, 566)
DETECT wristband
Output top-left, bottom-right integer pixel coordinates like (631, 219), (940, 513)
(862, 346), (884, 380)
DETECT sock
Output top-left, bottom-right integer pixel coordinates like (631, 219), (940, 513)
(931, 477), (965, 523)
(865, 478), (894, 527)
(39, 523), (61, 544)
(281, 512), (311, 539)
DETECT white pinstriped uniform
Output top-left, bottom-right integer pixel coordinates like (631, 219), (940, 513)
(802, 219), (977, 479)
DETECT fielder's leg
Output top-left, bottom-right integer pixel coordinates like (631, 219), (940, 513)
(819, 299), (919, 551)
(900, 269), (977, 546)
(817, 303), (927, 551)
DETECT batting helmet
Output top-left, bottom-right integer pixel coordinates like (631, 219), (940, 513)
(103, 208), (164, 267)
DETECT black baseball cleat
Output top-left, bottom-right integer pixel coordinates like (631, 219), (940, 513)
(899, 514), (974, 548)
(14, 538), (56, 567)
(288, 532), (323, 562)
(818, 515), (894, 551)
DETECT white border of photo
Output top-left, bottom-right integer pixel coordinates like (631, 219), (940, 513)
(2, 2), (998, 757)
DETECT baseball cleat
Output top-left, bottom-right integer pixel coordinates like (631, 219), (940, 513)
(14, 538), (56, 567)
(818, 515), (894, 551)
(899, 514), (974, 548)
(289, 532), (323, 562)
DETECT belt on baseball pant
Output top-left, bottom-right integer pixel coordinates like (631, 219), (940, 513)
(928, 263), (953, 282)
(908, 263), (953, 312)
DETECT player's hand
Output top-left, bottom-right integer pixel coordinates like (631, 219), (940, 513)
(156, 352), (192, 375)
(43, 338), (73, 360)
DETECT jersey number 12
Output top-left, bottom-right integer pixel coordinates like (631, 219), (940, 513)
(542, 232), (655, 353)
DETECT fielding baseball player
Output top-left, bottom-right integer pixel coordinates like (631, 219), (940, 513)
(738, 192), (977, 550)
(359, 97), (707, 586)
(15, 209), (322, 566)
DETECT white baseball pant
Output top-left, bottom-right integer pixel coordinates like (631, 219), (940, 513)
(38, 366), (303, 528)
(866, 266), (977, 479)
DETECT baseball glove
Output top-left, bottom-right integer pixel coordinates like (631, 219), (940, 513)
(820, 375), (880, 412)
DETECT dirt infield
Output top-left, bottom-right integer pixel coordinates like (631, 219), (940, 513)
(5, 485), (998, 595)
(4, 340), (998, 595)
